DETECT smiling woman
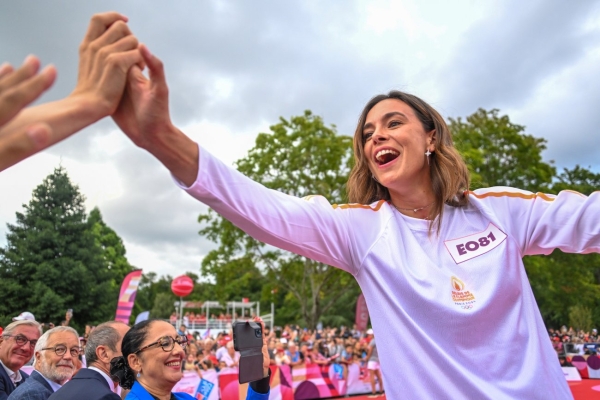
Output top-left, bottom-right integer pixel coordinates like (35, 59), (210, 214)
(110, 319), (270, 400)
(114, 44), (599, 399)
(110, 320), (192, 400)
(347, 91), (470, 232)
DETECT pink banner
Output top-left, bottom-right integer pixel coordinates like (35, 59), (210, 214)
(355, 293), (369, 332)
(115, 270), (143, 323)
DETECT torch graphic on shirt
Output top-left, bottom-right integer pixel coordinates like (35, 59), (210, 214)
(451, 276), (476, 309)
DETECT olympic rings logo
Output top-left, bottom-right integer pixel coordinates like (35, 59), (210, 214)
(461, 304), (474, 310)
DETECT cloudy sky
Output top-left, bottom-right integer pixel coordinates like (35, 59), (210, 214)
(1, 0), (599, 280)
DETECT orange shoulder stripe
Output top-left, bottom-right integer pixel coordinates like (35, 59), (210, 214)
(468, 190), (555, 202)
(332, 199), (386, 211)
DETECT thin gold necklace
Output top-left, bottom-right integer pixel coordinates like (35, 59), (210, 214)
(393, 202), (434, 214)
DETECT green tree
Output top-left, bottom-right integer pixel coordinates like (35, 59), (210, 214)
(0, 167), (114, 330)
(199, 111), (357, 329)
(151, 292), (177, 319)
(450, 108), (555, 191)
(88, 207), (136, 317)
(569, 304), (593, 333)
(134, 272), (174, 319)
(552, 165), (600, 195)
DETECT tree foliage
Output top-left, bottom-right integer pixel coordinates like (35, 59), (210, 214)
(88, 207), (136, 308)
(198, 111), (358, 329)
(569, 304), (593, 333)
(450, 108), (556, 191)
(0, 168), (119, 330)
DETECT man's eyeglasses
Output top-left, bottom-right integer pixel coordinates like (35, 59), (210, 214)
(40, 345), (81, 358)
(135, 335), (188, 354)
(2, 334), (38, 347)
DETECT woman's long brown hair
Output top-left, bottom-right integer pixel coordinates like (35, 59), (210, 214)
(347, 91), (470, 234)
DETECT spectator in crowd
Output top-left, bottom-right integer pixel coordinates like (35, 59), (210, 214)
(219, 342), (240, 369)
(308, 343), (329, 366)
(48, 322), (129, 400)
(285, 343), (303, 368)
(364, 329), (383, 397)
(340, 344), (355, 380)
(0, 12), (142, 172)
(110, 319), (193, 399)
(8, 326), (79, 400)
(0, 320), (43, 400)
(110, 318), (270, 399)
(11, 314), (35, 323)
(182, 353), (196, 373)
(215, 335), (229, 364)
(199, 339), (219, 371)
(274, 343), (290, 366)
(176, 325), (187, 337)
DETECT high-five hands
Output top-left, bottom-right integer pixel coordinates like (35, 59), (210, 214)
(0, 12), (142, 172)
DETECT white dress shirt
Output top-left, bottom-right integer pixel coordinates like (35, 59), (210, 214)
(0, 360), (22, 386)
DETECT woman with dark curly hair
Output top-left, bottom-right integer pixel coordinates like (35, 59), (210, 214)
(110, 319), (270, 400)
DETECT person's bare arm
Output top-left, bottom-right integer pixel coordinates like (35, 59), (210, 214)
(0, 57), (56, 171)
(365, 345), (373, 362)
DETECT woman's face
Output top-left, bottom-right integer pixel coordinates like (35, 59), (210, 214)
(363, 99), (434, 197)
(136, 321), (185, 390)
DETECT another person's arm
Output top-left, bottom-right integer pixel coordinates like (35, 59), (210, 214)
(365, 345), (373, 362)
(0, 57), (55, 171)
(246, 317), (271, 400)
(0, 12), (142, 171)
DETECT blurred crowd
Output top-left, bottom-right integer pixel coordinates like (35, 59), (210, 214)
(177, 322), (384, 394)
(549, 326), (600, 356)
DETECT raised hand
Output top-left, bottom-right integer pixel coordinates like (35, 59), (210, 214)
(0, 12), (143, 172)
(112, 44), (173, 149)
(252, 316), (271, 378)
(113, 45), (199, 186)
(70, 12), (143, 117)
(0, 56), (56, 171)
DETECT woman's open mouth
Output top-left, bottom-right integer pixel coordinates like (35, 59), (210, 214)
(375, 148), (399, 166)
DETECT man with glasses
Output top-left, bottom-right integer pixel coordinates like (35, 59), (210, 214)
(0, 320), (42, 400)
(48, 322), (129, 400)
(8, 326), (79, 400)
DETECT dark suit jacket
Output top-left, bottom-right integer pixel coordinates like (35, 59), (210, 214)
(47, 368), (119, 400)
(0, 365), (29, 400)
(6, 370), (52, 400)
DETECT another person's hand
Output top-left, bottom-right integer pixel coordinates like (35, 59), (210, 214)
(0, 12), (143, 172)
(0, 56), (56, 171)
(69, 12), (142, 117)
(253, 316), (270, 377)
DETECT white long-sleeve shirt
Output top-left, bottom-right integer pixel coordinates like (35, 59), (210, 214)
(177, 146), (597, 399)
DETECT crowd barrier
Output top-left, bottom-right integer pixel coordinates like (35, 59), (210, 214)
(568, 355), (600, 379)
(174, 362), (377, 400)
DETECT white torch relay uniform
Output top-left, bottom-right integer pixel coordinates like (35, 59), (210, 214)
(176, 146), (596, 399)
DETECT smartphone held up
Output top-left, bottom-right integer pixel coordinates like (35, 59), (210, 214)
(232, 320), (264, 384)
